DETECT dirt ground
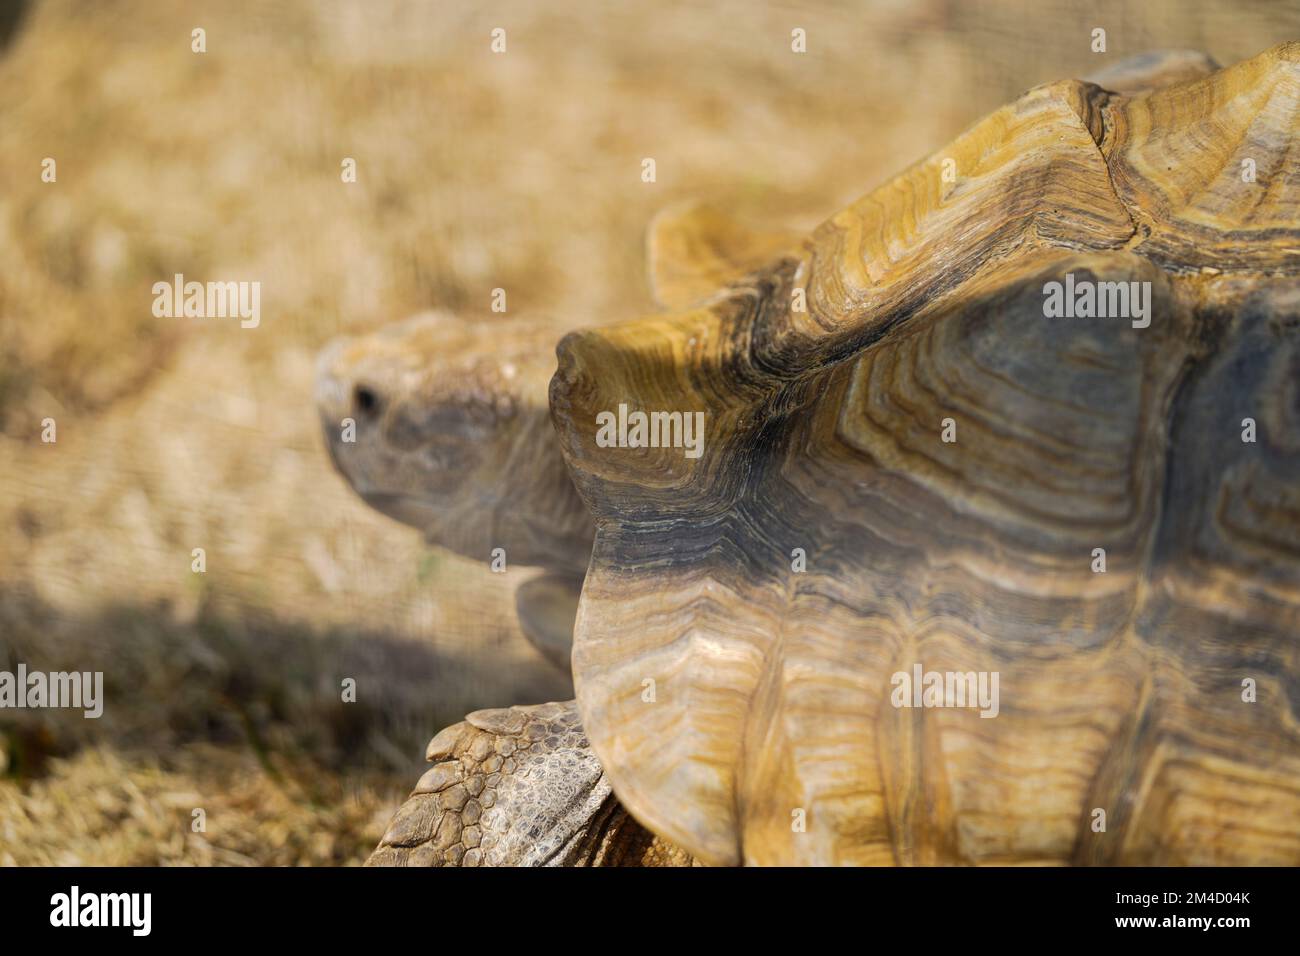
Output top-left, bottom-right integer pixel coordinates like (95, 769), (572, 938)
(1, 0), (1296, 865)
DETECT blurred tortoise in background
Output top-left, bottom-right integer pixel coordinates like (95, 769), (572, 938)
(316, 309), (593, 670)
(315, 206), (797, 669)
(321, 45), (1300, 865)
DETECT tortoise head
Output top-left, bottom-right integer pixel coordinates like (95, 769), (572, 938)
(315, 310), (594, 574)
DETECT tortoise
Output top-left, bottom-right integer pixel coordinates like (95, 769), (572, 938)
(318, 45), (1300, 866)
(314, 216), (796, 670)
(315, 309), (594, 670)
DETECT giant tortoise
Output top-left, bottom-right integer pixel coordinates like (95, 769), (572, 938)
(318, 45), (1300, 866)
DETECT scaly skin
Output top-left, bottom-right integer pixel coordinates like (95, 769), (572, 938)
(366, 702), (693, 866)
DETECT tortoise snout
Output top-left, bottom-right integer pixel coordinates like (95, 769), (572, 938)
(315, 339), (389, 431)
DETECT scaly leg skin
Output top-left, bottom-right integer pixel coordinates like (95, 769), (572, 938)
(367, 701), (694, 866)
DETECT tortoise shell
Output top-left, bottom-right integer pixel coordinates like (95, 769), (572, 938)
(548, 43), (1300, 865)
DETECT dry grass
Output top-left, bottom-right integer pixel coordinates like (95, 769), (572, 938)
(0, 745), (395, 866)
(1, 0), (1296, 865)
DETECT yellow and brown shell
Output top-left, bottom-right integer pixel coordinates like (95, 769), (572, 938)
(549, 44), (1300, 866)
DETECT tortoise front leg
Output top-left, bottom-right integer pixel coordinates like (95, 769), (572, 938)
(367, 701), (693, 866)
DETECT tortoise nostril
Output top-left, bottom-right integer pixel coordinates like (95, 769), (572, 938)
(353, 384), (381, 418)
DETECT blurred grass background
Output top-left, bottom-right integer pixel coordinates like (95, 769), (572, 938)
(1, 0), (1296, 865)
